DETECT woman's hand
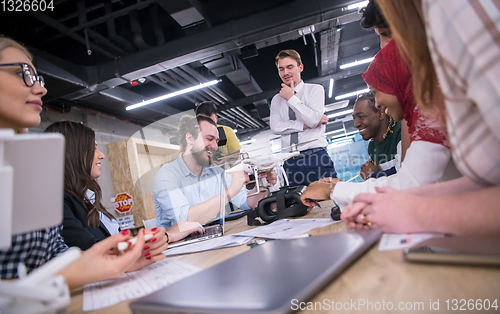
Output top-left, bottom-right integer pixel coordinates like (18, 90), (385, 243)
(300, 178), (340, 206)
(60, 229), (146, 290)
(166, 221), (205, 243)
(125, 227), (169, 272)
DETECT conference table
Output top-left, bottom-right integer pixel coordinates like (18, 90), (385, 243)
(67, 200), (500, 313)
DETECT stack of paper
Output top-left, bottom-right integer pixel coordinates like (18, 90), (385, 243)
(378, 233), (444, 251)
(163, 235), (254, 257)
(233, 218), (338, 239)
(82, 259), (200, 311)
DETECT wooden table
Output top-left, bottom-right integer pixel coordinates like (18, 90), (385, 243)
(68, 201), (500, 313)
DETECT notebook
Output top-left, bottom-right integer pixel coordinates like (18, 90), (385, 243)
(130, 230), (382, 314)
(168, 169), (227, 249)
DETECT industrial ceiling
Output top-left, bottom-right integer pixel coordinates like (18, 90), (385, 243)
(1, 0), (380, 140)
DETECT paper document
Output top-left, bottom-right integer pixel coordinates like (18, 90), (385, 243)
(163, 235), (254, 257)
(378, 233), (445, 251)
(82, 259), (200, 311)
(233, 218), (337, 239)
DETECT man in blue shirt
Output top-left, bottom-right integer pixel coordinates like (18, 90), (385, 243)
(153, 115), (277, 228)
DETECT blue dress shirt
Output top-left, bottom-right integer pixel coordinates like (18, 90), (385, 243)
(152, 155), (250, 228)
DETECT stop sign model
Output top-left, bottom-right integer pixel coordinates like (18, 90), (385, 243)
(114, 193), (134, 214)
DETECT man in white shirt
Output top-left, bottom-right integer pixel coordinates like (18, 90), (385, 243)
(270, 49), (336, 186)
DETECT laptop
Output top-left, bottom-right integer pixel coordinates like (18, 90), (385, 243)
(130, 230), (382, 314)
(168, 169), (227, 249)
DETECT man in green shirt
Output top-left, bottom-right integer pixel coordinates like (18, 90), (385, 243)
(353, 92), (401, 180)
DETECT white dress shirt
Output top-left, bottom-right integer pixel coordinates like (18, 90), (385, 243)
(86, 189), (120, 235)
(270, 81), (328, 152)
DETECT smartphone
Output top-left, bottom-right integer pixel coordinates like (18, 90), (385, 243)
(403, 236), (500, 266)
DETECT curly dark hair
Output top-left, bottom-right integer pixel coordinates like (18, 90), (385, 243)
(356, 92), (378, 113)
(359, 0), (388, 29)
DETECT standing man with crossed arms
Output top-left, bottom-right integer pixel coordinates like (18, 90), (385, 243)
(270, 49), (336, 186)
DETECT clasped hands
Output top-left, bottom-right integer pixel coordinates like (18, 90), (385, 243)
(301, 180), (422, 233)
(360, 159), (381, 180)
(342, 186), (423, 233)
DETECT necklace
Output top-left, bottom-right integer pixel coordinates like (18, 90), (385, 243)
(382, 117), (396, 140)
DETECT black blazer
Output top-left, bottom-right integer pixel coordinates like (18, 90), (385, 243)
(61, 192), (112, 250)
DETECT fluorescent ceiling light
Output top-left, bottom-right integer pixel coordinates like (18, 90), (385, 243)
(126, 80), (220, 110)
(328, 139), (353, 149)
(325, 100), (349, 112)
(330, 135), (355, 142)
(339, 57), (374, 69)
(346, 1), (369, 10)
(324, 129), (345, 136)
(240, 139), (256, 145)
(328, 79), (334, 99)
(329, 130), (359, 140)
(327, 109), (354, 119)
(335, 88), (369, 100)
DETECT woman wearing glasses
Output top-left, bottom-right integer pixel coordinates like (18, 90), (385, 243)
(0, 37), (158, 289)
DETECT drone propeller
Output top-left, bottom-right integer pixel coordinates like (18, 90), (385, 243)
(216, 151), (241, 161)
(218, 138), (317, 162)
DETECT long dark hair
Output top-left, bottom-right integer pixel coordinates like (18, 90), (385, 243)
(44, 121), (114, 228)
(375, 0), (444, 116)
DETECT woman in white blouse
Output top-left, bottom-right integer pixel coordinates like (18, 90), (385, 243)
(342, 0), (500, 235)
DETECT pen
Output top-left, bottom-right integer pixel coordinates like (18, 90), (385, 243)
(347, 174), (360, 182)
(308, 198), (321, 208)
(118, 234), (153, 251)
(247, 239), (267, 248)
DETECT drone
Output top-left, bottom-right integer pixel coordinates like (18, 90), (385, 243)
(220, 139), (317, 196)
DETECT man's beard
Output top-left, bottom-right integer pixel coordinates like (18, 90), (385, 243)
(191, 147), (211, 167)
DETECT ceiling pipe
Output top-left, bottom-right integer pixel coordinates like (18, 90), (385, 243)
(71, 0), (358, 94)
(218, 110), (252, 129)
(217, 115), (244, 129)
(229, 108), (260, 129)
(219, 111), (253, 129)
(71, 0), (157, 32)
(129, 10), (150, 50)
(149, 5), (165, 45)
(179, 65), (230, 102)
(234, 106), (266, 128)
(29, 0), (121, 40)
(105, 0), (138, 53)
(147, 75), (199, 104)
(28, 11), (117, 59)
(170, 68), (225, 105)
(76, 0), (128, 57)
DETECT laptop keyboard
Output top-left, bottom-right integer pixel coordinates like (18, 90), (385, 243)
(185, 226), (220, 240)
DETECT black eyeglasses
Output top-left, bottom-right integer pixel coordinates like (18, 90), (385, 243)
(0, 62), (45, 88)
